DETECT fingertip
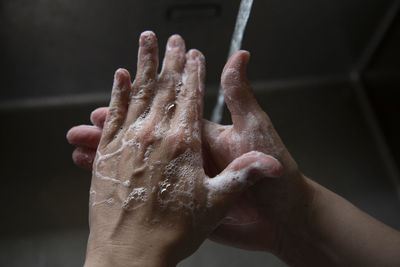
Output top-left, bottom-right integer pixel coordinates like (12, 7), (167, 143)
(185, 49), (206, 83)
(112, 68), (131, 95)
(90, 107), (108, 128)
(66, 126), (78, 143)
(239, 50), (250, 72)
(186, 49), (205, 62)
(72, 147), (96, 170)
(222, 50), (250, 84)
(228, 151), (283, 178)
(167, 34), (185, 49)
(115, 68), (131, 81)
(238, 50), (250, 60)
(255, 153), (284, 178)
(65, 125), (102, 148)
(232, 50), (251, 66)
(139, 31), (157, 46)
(170, 33), (182, 39)
(135, 31), (159, 84)
(160, 34), (186, 77)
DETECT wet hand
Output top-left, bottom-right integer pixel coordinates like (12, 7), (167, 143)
(84, 32), (283, 267)
(69, 46), (312, 256)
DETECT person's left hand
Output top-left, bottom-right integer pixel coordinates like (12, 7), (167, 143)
(84, 31), (283, 267)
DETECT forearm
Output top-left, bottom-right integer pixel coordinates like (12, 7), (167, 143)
(279, 177), (400, 266)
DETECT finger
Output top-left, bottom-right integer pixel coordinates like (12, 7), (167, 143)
(150, 34), (186, 123)
(159, 34), (186, 79)
(221, 50), (263, 130)
(133, 31), (159, 86)
(101, 68), (131, 145)
(173, 49), (205, 137)
(126, 31), (159, 125)
(72, 147), (96, 170)
(66, 125), (102, 149)
(90, 107), (108, 128)
(204, 151), (283, 211)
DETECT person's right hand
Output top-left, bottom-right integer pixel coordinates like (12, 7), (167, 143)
(67, 51), (314, 254)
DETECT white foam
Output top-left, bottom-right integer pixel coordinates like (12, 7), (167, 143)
(122, 187), (148, 210)
(175, 81), (183, 94)
(156, 148), (201, 212)
(181, 73), (188, 85)
(92, 108), (153, 188)
(122, 180), (131, 187)
(203, 161), (263, 206)
(144, 144), (153, 162)
(92, 197), (115, 207)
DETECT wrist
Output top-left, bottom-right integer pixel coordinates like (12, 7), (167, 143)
(248, 170), (316, 255)
(274, 176), (337, 266)
(84, 244), (173, 267)
(267, 174), (317, 259)
(84, 228), (183, 267)
(85, 240), (180, 267)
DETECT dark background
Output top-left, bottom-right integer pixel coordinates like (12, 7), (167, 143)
(1, 0), (400, 266)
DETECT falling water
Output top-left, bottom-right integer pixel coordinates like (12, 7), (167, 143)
(211, 0), (254, 123)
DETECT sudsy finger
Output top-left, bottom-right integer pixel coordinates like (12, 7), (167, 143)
(159, 34), (186, 79)
(149, 35), (186, 124)
(90, 107), (108, 128)
(100, 68), (132, 146)
(173, 49), (205, 137)
(67, 125), (102, 149)
(126, 31), (159, 125)
(221, 51), (265, 131)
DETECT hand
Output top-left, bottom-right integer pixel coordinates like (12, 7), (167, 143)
(84, 31), (283, 267)
(68, 49), (312, 254)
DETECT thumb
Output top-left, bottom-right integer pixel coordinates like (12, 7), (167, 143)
(221, 51), (262, 130)
(204, 151), (283, 212)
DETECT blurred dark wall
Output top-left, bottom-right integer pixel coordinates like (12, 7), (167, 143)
(363, 11), (400, 168)
(0, 0), (397, 101)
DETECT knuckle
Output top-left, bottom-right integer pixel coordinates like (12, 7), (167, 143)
(135, 122), (156, 147)
(131, 79), (155, 100)
(166, 126), (201, 155)
(167, 130), (189, 153)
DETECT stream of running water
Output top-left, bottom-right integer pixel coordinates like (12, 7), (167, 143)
(211, 0), (254, 123)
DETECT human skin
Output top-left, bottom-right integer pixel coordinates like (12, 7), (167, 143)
(83, 31), (284, 267)
(68, 33), (400, 266)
